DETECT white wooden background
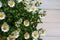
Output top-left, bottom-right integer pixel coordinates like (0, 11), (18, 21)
(37, 0), (60, 40)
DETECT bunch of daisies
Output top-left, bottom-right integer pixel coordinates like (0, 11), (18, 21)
(0, 0), (46, 40)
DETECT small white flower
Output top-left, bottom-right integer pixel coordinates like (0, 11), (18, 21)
(32, 31), (39, 39)
(1, 22), (9, 32)
(17, 0), (22, 3)
(25, 5), (37, 13)
(31, 6), (37, 12)
(41, 16), (46, 22)
(0, 1), (2, 8)
(39, 10), (44, 14)
(24, 0), (31, 4)
(10, 31), (20, 38)
(30, 1), (35, 6)
(24, 32), (30, 39)
(39, 14), (46, 22)
(15, 18), (22, 27)
(39, 29), (46, 36)
(34, 0), (41, 7)
(17, 28), (21, 33)
(18, 18), (23, 23)
(7, 36), (15, 40)
(8, 0), (15, 7)
(26, 7), (31, 12)
(25, 5), (31, 12)
(0, 12), (6, 20)
(15, 21), (20, 27)
(24, 20), (29, 26)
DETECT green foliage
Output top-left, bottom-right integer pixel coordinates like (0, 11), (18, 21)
(0, 0), (46, 40)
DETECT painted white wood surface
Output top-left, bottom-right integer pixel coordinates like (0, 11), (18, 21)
(41, 0), (60, 9)
(37, 0), (60, 40)
(37, 10), (60, 40)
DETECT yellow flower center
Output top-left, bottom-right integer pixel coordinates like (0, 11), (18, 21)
(32, 7), (35, 11)
(11, 33), (14, 36)
(27, 8), (30, 10)
(24, 32), (29, 37)
(9, 37), (14, 40)
(40, 30), (45, 34)
(0, 14), (3, 18)
(24, 20), (29, 25)
(26, 0), (28, 3)
(34, 32), (37, 37)
(17, 29), (21, 32)
(3, 25), (7, 30)
(9, 1), (14, 6)
(0, 37), (2, 40)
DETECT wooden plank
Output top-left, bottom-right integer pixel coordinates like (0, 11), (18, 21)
(42, 10), (60, 23)
(41, 0), (60, 9)
(37, 10), (60, 39)
(42, 37), (60, 40)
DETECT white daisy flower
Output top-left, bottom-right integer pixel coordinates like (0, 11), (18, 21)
(30, 1), (35, 6)
(7, 36), (15, 40)
(24, 0), (31, 4)
(10, 31), (20, 38)
(15, 18), (22, 27)
(32, 31), (39, 39)
(24, 32), (30, 39)
(39, 29), (46, 36)
(15, 21), (20, 27)
(25, 6), (37, 13)
(39, 10), (44, 14)
(0, 12), (6, 20)
(17, 28), (21, 33)
(24, 20), (29, 26)
(17, 0), (22, 3)
(40, 16), (46, 22)
(34, 0), (41, 7)
(18, 18), (23, 23)
(1, 22), (9, 32)
(8, 0), (15, 7)
(0, 1), (2, 8)
(39, 13), (46, 22)
(25, 5), (37, 13)
(39, 10), (46, 17)
(25, 5), (31, 12)
(31, 6), (37, 12)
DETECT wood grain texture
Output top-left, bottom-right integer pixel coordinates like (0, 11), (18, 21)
(37, 10), (60, 40)
(43, 37), (60, 40)
(41, 0), (60, 9)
